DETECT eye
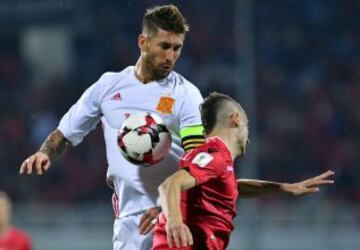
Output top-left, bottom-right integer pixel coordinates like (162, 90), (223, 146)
(174, 45), (182, 52)
(159, 43), (171, 50)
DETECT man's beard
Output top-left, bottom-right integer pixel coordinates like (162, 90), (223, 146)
(143, 54), (171, 81)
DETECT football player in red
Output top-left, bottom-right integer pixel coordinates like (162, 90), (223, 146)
(0, 192), (32, 250)
(153, 92), (334, 249)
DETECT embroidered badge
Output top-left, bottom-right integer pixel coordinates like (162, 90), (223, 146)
(191, 152), (213, 168)
(156, 96), (175, 114)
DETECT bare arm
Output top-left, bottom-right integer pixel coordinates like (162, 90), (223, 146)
(237, 179), (287, 198)
(158, 169), (196, 248)
(20, 129), (71, 175)
(39, 129), (70, 160)
(238, 170), (334, 198)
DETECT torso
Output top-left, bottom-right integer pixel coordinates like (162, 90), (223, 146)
(180, 137), (238, 231)
(58, 66), (203, 217)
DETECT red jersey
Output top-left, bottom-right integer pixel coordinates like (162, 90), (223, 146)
(154, 137), (238, 250)
(0, 227), (32, 250)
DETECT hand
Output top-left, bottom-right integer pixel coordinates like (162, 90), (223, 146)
(284, 170), (334, 196)
(139, 207), (162, 235)
(166, 217), (193, 248)
(19, 152), (51, 175)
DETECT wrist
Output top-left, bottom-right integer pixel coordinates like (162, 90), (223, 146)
(166, 214), (183, 223)
(280, 183), (295, 195)
(37, 150), (53, 162)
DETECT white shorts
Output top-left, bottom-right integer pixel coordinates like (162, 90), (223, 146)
(113, 213), (153, 250)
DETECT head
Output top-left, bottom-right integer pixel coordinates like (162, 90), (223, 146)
(200, 92), (249, 157)
(138, 5), (189, 80)
(0, 192), (11, 229)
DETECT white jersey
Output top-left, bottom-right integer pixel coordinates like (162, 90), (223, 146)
(58, 66), (203, 217)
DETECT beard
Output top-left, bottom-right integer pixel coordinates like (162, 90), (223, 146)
(142, 53), (172, 81)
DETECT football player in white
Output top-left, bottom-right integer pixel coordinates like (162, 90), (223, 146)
(20, 5), (205, 250)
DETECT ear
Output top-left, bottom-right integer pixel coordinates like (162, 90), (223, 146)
(230, 112), (240, 128)
(138, 34), (146, 50)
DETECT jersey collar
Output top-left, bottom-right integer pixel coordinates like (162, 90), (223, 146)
(129, 66), (174, 86)
(206, 136), (233, 160)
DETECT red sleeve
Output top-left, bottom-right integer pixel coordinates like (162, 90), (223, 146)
(181, 151), (226, 185)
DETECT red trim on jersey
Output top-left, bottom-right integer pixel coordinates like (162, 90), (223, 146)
(103, 118), (119, 218)
(112, 192), (120, 218)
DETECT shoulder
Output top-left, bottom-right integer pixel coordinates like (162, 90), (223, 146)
(182, 142), (227, 168)
(90, 66), (133, 100)
(9, 228), (31, 242)
(97, 66), (133, 87)
(170, 71), (202, 96)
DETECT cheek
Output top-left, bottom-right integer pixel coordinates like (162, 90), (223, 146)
(174, 53), (180, 61)
(150, 49), (166, 62)
(144, 50), (158, 64)
(174, 50), (182, 60)
(157, 51), (167, 59)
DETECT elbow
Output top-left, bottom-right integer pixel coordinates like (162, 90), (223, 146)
(158, 177), (172, 194)
(158, 175), (182, 197)
(158, 182), (166, 195)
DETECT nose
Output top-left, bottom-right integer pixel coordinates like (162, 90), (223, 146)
(165, 49), (176, 62)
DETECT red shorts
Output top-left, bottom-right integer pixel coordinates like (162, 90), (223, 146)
(153, 223), (228, 250)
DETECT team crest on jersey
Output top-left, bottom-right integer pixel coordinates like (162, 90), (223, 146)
(192, 152), (213, 168)
(156, 96), (175, 114)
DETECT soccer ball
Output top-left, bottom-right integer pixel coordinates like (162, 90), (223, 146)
(117, 112), (172, 165)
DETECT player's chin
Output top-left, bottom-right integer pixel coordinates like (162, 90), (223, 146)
(154, 69), (171, 80)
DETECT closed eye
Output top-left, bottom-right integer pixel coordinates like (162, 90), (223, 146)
(159, 42), (171, 50)
(158, 42), (182, 51)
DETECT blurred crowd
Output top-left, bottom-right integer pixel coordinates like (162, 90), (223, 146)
(0, 0), (358, 203)
(256, 0), (359, 201)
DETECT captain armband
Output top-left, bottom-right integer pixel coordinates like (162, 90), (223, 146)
(180, 125), (205, 152)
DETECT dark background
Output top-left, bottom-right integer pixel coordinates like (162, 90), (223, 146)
(0, 1), (358, 249)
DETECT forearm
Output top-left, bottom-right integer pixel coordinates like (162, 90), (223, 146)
(38, 129), (71, 161)
(237, 179), (292, 198)
(158, 178), (183, 221)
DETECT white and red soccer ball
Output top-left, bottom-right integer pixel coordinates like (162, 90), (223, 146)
(117, 113), (172, 165)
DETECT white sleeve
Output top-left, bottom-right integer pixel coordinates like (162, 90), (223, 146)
(57, 77), (103, 146)
(179, 84), (204, 128)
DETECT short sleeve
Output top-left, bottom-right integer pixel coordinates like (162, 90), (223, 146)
(57, 75), (104, 146)
(179, 84), (203, 128)
(181, 151), (226, 185)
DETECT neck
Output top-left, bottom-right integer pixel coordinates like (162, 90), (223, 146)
(134, 57), (153, 83)
(207, 128), (239, 160)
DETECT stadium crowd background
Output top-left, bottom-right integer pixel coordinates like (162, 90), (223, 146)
(0, 0), (358, 249)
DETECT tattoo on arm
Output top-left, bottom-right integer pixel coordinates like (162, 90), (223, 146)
(38, 129), (71, 161)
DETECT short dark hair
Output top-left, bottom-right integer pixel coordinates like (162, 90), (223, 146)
(142, 4), (189, 37)
(200, 92), (244, 135)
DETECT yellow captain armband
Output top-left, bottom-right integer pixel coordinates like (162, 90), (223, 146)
(180, 125), (205, 152)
